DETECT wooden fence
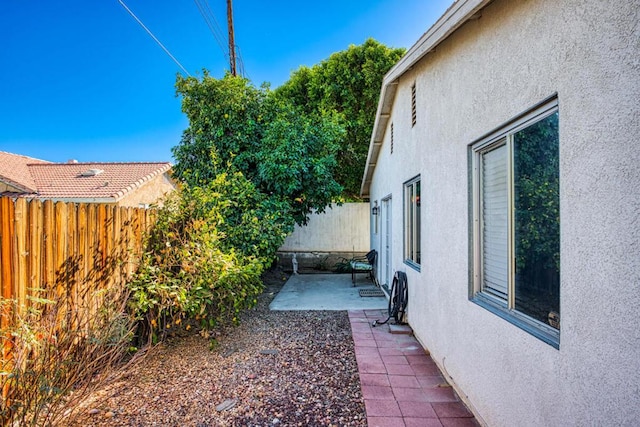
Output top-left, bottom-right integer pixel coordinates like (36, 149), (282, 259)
(0, 197), (155, 328)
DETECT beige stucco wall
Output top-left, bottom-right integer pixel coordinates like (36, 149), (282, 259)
(368, 0), (639, 426)
(280, 203), (369, 252)
(278, 203), (370, 270)
(117, 172), (176, 208)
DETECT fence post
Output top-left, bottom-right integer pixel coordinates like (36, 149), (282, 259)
(13, 199), (28, 314)
(1, 198), (14, 318)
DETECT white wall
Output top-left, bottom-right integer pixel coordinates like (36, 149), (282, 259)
(279, 203), (370, 253)
(368, 0), (640, 425)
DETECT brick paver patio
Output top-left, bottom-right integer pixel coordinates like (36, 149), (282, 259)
(349, 309), (480, 427)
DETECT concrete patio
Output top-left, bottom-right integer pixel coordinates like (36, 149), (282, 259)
(269, 273), (388, 311)
(270, 273), (480, 426)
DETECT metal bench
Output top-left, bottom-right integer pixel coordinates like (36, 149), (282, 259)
(350, 249), (377, 286)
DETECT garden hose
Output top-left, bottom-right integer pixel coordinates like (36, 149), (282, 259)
(373, 271), (408, 327)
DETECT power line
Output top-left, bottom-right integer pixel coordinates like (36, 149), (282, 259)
(236, 46), (247, 79)
(193, 0), (227, 60)
(193, 0), (245, 78)
(118, 0), (191, 77)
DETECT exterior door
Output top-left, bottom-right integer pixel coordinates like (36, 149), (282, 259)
(381, 197), (392, 288)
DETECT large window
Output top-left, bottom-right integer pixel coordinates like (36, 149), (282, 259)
(404, 176), (420, 268)
(470, 97), (560, 347)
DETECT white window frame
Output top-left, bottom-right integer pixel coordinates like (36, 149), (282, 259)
(404, 175), (420, 269)
(470, 96), (560, 348)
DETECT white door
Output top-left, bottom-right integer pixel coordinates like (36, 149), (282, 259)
(381, 197), (392, 288)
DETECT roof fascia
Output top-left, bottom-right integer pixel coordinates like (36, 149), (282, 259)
(360, 0), (491, 198)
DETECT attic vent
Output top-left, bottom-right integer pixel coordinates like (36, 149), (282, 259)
(78, 169), (104, 177)
(411, 83), (417, 127)
(390, 122), (394, 154)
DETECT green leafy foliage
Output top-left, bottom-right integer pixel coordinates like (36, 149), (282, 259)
(173, 39), (403, 219)
(173, 72), (344, 225)
(190, 171), (295, 262)
(257, 103), (344, 225)
(172, 71), (266, 187)
(514, 111), (560, 273)
(128, 173), (293, 345)
(275, 38), (406, 198)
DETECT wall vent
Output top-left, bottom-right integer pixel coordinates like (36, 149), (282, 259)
(411, 83), (417, 127)
(391, 122), (394, 154)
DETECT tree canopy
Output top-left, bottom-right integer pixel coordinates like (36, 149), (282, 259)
(275, 38), (405, 198)
(172, 38), (406, 210)
(172, 72), (344, 225)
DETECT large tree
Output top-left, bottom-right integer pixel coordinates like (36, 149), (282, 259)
(172, 71), (266, 186)
(275, 38), (406, 198)
(172, 73), (344, 225)
(257, 101), (344, 225)
(172, 38), (404, 221)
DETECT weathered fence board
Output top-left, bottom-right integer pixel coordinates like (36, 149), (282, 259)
(0, 197), (155, 324)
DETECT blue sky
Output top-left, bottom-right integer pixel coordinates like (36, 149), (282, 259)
(0, 1), (452, 163)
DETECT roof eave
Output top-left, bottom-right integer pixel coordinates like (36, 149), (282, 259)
(360, 0), (491, 198)
(112, 165), (173, 201)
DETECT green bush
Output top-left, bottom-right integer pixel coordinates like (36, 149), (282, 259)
(197, 171), (295, 264)
(128, 172), (293, 345)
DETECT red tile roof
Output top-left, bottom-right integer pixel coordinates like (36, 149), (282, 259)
(28, 162), (172, 201)
(0, 152), (172, 202)
(0, 151), (50, 192)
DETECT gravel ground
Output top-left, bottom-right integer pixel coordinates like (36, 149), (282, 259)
(68, 268), (367, 427)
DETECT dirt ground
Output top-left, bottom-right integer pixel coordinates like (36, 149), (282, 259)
(67, 266), (367, 427)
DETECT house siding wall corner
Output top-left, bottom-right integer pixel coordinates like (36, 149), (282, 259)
(366, 0), (640, 425)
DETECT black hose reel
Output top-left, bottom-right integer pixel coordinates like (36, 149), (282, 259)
(373, 271), (408, 327)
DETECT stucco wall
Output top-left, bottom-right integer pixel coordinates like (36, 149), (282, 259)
(117, 172), (175, 208)
(368, 0), (639, 425)
(278, 203), (370, 270)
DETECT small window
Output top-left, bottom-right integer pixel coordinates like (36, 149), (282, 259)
(470, 97), (560, 347)
(411, 84), (417, 127)
(404, 176), (420, 268)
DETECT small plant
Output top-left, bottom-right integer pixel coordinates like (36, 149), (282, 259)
(333, 257), (353, 273)
(314, 256), (330, 271)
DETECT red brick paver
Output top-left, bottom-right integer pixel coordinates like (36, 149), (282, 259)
(349, 310), (480, 427)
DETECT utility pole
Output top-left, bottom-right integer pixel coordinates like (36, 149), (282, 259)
(227, 0), (237, 76)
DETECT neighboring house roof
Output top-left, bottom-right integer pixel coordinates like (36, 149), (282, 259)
(360, 0), (491, 198)
(27, 162), (173, 202)
(0, 152), (173, 203)
(0, 151), (51, 193)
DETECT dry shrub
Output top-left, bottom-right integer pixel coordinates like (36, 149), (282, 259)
(0, 286), (136, 426)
